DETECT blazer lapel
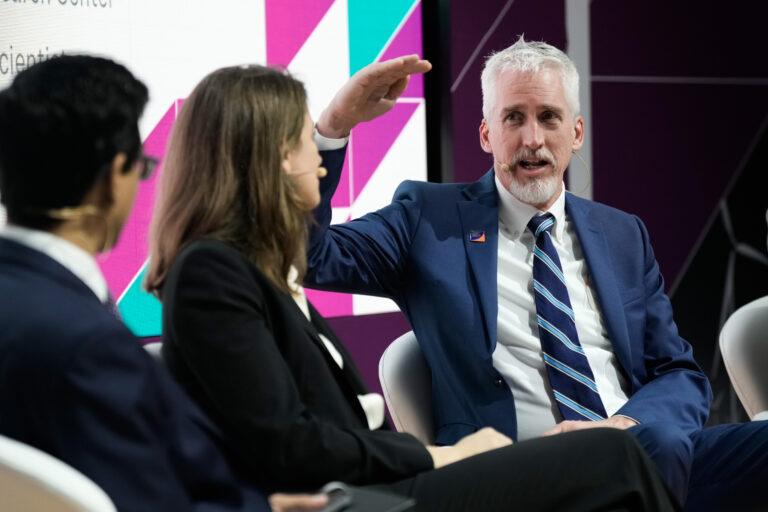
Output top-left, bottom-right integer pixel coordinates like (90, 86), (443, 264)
(298, 301), (369, 426)
(308, 306), (369, 392)
(456, 171), (500, 353)
(565, 195), (633, 375)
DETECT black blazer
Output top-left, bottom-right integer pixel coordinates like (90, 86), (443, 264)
(0, 237), (269, 512)
(161, 239), (432, 490)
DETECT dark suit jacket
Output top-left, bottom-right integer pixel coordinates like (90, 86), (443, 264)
(307, 150), (712, 445)
(161, 238), (432, 491)
(0, 237), (268, 512)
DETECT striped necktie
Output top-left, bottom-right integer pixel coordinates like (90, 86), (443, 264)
(528, 213), (607, 421)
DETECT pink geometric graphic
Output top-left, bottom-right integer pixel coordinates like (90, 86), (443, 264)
(265, 0), (336, 67)
(351, 102), (419, 199)
(378, 4), (424, 98)
(306, 288), (353, 318)
(89, 1), (425, 322)
(99, 100), (182, 297)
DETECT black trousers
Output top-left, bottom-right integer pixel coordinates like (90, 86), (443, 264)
(373, 428), (679, 512)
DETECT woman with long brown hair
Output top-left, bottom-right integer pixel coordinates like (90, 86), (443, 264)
(145, 60), (677, 511)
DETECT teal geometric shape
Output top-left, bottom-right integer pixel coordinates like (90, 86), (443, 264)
(348, 0), (416, 75)
(118, 262), (163, 338)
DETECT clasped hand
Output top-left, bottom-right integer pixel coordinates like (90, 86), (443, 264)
(427, 427), (513, 469)
(542, 415), (638, 437)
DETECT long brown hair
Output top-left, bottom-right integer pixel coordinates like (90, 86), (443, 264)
(144, 65), (309, 296)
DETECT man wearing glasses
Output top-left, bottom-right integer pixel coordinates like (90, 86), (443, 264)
(0, 55), (272, 511)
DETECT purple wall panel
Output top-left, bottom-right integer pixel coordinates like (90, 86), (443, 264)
(589, 0), (768, 286)
(590, 0), (768, 78)
(591, 82), (768, 282)
(326, 312), (411, 396)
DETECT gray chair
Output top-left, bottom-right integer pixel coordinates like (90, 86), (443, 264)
(0, 433), (116, 512)
(378, 331), (435, 444)
(719, 296), (768, 421)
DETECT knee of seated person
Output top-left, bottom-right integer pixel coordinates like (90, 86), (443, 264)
(570, 427), (645, 458)
(568, 428), (659, 475)
(595, 426), (647, 453)
(630, 422), (693, 467)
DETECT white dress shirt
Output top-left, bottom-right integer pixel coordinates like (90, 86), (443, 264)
(287, 267), (385, 430)
(492, 179), (631, 441)
(314, 130), (349, 150)
(0, 224), (108, 302)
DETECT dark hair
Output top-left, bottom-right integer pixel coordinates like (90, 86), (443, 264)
(145, 65), (308, 295)
(0, 55), (148, 230)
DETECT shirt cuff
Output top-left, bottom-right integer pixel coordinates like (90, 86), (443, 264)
(314, 128), (349, 151)
(612, 413), (640, 425)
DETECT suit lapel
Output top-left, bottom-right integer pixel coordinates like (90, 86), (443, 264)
(565, 195), (632, 374)
(308, 305), (369, 392)
(457, 171), (499, 353)
(293, 299), (369, 426)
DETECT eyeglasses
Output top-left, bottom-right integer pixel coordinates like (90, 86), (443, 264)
(137, 154), (158, 181)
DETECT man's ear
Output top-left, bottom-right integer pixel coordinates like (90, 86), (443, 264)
(102, 153), (128, 206)
(572, 116), (584, 151)
(479, 119), (493, 154)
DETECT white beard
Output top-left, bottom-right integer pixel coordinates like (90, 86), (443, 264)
(508, 172), (561, 206)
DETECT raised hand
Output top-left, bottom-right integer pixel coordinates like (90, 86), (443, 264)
(316, 54), (432, 139)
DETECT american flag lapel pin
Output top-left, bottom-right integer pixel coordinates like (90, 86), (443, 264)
(469, 230), (486, 243)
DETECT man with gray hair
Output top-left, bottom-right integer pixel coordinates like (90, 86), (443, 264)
(307, 37), (768, 510)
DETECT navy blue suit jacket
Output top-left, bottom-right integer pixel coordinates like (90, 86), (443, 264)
(0, 237), (269, 512)
(307, 149), (712, 445)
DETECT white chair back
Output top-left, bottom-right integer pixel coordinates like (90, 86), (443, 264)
(378, 331), (435, 444)
(719, 295), (768, 420)
(0, 434), (116, 512)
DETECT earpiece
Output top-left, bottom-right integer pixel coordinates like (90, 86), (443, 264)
(286, 167), (327, 178)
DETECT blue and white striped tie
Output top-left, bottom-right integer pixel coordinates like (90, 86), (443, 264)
(528, 213), (607, 422)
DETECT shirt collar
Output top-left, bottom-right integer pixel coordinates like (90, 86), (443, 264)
(495, 176), (567, 242)
(0, 224), (109, 302)
(287, 265), (303, 294)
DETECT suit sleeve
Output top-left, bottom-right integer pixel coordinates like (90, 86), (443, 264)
(15, 319), (269, 512)
(614, 216), (712, 433)
(166, 244), (432, 488)
(306, 147), (421, 301)
(29, 327), (196, 512)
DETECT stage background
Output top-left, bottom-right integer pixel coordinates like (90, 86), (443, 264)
(2, 0), (766, 423)
(0, 0), (428, 335)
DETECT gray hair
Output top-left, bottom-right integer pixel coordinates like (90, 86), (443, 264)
(481, 36), (580, 120)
